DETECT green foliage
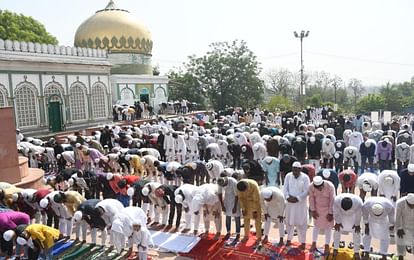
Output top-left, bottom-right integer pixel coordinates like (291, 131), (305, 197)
(0, 10), (58, 44)
(168, 70), (207, 108)
(185, 40), (264, 110)
(356, 94), (385, 114)
(263, 95), (292, 112)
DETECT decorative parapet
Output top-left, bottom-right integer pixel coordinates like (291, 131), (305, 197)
(0, 38), (108, 58)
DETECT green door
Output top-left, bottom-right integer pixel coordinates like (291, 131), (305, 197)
(48, 102), (62, 132)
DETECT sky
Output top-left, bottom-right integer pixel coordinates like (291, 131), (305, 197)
(2, 0), (414, 86)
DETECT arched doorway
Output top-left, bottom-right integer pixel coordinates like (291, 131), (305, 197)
(140, 88), (149, 104)
(47, 94), (63, 132)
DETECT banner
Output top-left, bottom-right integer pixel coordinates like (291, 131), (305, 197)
(371, 111), (379, 122)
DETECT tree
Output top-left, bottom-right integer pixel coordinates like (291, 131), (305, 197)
(348, 78), (364, 112)
(263, 95), (292, 112)
(168, 70), (206, 108)
(265, 68), (293, 98)
(356, 94), (385, 114)
(0, 10), (58, 44)
(186, 40), (264, 110)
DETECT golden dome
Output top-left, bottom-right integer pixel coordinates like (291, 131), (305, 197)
(74, 0), (153, 55)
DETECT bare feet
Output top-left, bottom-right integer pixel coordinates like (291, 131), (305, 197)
(285, 240), (291, 247)
(235, 234), (240, 241)
(324, 244), (330, 255)
(277, 238), (284, 247)
(181, 228), (190, 233)
(193, 230), (198, 236)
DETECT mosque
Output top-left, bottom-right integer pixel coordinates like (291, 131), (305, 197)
(0, 0), (169, 135)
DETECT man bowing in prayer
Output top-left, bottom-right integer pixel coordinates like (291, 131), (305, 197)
(283, 161), (310, 250)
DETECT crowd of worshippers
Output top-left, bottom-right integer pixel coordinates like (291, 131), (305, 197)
(7, 110), (414, 260)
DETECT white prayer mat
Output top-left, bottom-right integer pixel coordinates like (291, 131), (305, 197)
(150, 230), (201, 253)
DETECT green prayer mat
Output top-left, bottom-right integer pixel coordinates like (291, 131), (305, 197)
(61, 244), (94, 260)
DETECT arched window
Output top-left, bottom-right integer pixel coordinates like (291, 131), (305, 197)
(44, 83), (64, 103)
(91, 83), (107, 119)
(14, 83), (38, 127)
(0, 85), (7, 107)
(70, 83), (87, 121)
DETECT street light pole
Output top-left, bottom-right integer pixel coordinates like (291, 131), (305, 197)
(294, 30), (309, 110)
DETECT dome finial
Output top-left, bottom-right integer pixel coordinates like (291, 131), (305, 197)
(105, 0), (118, 10)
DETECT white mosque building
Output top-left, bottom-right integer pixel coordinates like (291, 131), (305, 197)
(0, 0), (168, 134)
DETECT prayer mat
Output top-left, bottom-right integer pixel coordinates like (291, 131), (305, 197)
(61, 244), (94, 260)
(149, 230), (201, 253)
(52, 239), (74, 256)
(261, 241), (314, 260)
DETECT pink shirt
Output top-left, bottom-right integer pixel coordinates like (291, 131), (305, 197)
(308, 181), (335, 229)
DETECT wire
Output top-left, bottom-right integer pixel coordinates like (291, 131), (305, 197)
(305, 51), (414, 67)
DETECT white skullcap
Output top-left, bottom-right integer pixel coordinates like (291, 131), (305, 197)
(408, 164), (414, 172)
(68, 178), (74, 186)
(309, 136), (316, 143)
(106, 172), (113, 181)
(141, 186), (150, 196)
(261, 188), (272, 200)
(73, 211), (83, 222)
(11, 193), (19, 202)
(75, 143), (81, 148)
(40, 198), (49, 209)
(140, 158), (146, 165)
(85, 138), (91, 142)
(384, 176), (394, 186)
(127, 187), (135, 197)
(175, 194), (184, 204)
(56, 154), (62, 159)
(336, 142), (342, 148)
(125, 154), (131, 161)
(384, 138), (390, 143)
(365, 140), (371, 147)
(3, 230), (15, 242)
(322, 169), (331, 179)
(265, 156), (273, 163)
(16, 237), (27, 246)
(404, 133), (409, 138)
(253, 144), (260, 151)
(94, 158), (100, 164)
(128, 140), (133, 145)
(406, 193), (414, 204)
(166, 164), (173, 172)
(206, 162), (213, 171)
(371, 203), (384, 216)
(296, 137), (302, 142)
(241, 146), (247, 152)
(313, 176), (324, 186)
(362, 183), (372, 192)
(292, 161), (302, 168)
(334, 152), (341, 159)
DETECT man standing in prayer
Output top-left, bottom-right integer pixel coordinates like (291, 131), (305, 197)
(283, 161), (310, 250)
(308, 176), (335, 254)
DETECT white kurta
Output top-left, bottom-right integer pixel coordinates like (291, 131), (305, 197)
(261, 187), (285, 219)
(95, 199), (125, 226)
(378, 170), (400, 200)
(333, 193), (363, 232)
(218, 177), (240, 217)
(283, 172), (310, 226)
(362, 197), (395, 239)
(395, 196), (414, 246)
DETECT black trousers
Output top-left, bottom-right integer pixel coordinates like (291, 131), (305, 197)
(168, 202), (182, 228)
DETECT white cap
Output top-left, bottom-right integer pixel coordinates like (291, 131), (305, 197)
(404, 133), (409, 138)
(166, 164), (173, 172)
(75, 143), (81, 148)
(3, 230), (15, 241)
(125, 154), (131, 161)
(371, 203), (384, 216)
(322, 169), (331, 179)
(68, 178), (74, 186)
(106, 172), (113, 181)
(334, 152), (341, 159)
(94, 158), (100, 164)
(309, 136), (316, 143)
(296, 137), (302, 142)
(408, 164), (414, 172)
(406, 193), (414, 204)
(384, 176), (394, 186)
(175, 194), (184, 204)
(127, 187), (135, 197)
(11, 193), (19, 202)
(365, 140), (371, 147)
(362, 183), (372, 192)
(16, 237), (27, 245)
(313, 176), (324, 186)
(40, 198), (49, 209)
(85, 138), (91, 142)
(56, 154), (62, 159)
(261, 188), (272, 199)
(73, 211), (83, 222)
(336, 142), (342, 148)
(206, 162), (213, 171)
(141, 186), (150, 196)
(292, 161), (302, 168)
(241, 146), (247, 152)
